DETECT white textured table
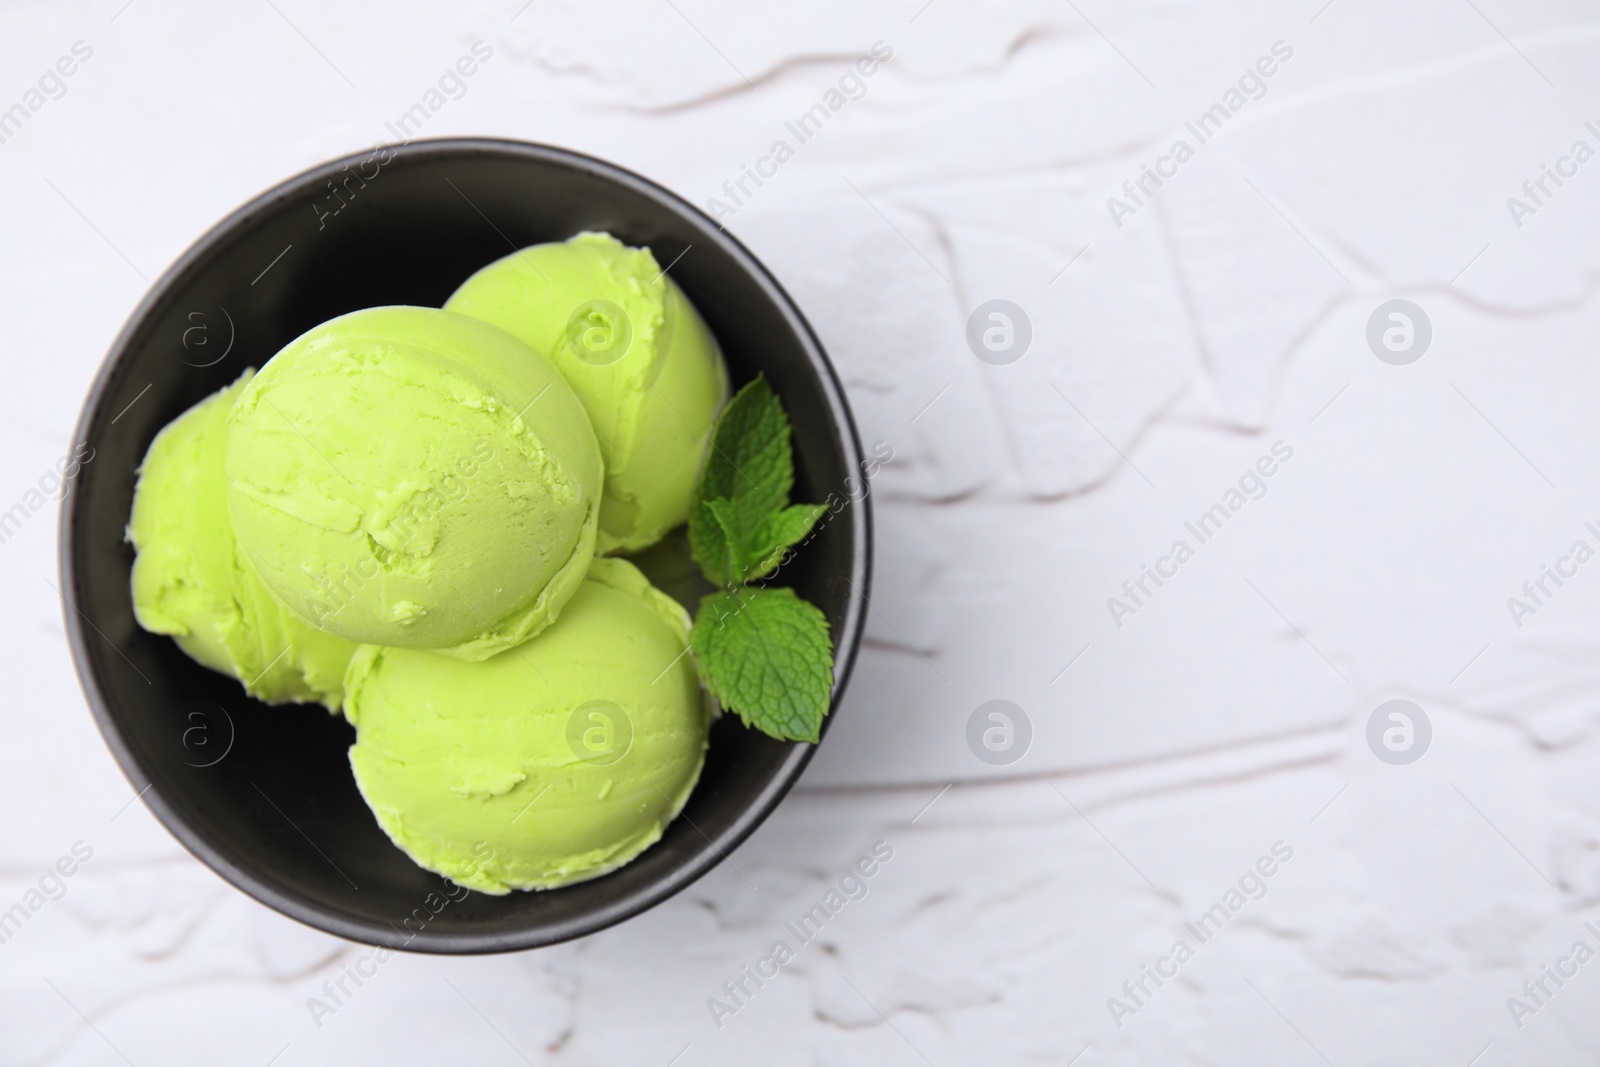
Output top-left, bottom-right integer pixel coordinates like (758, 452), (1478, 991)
(4, 1), (1600, 1063)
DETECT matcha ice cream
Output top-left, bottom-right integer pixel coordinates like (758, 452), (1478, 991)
(446, 232), (729, 554)
(225, 306), (603, 660)
(127, 234), (734, 894)
(343, 558), (709, 893)
(129, 372), (356, 709)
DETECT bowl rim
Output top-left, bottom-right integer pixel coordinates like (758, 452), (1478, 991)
(58, 136), (872, 954)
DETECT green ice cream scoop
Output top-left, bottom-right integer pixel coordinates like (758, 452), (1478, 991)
(344, 557), (710, 893)
(445, 231), (729, 555)
(129, 372), (356, 709)
(225, 306), (603, 661)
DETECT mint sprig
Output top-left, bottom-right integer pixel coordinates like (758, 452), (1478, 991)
(688, 377), (833, 742)
(690, 588), (832, 742)
(689, 378), (823, 586)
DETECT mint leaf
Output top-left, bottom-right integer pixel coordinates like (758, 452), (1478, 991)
(691, 587), (833, 743)
(706, 499), (826, 585)
(703, 498), (745, 585)
(700, 376), (793, 514)
(691, 499), (735, 588)
(743, 503), (827, 582)
(689, 377), (794, 585)
(684, 377), (836, 743)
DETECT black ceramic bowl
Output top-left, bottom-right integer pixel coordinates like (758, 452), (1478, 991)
(60, 138), (869, 953)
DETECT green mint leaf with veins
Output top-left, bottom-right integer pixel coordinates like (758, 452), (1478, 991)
(706, 499), (827, 585)
(686, 376), (836, 742)
(702, 498), (745, 585)
(743, 503), (827, 582)
(690, 587), (833, 743)
(689, 376), (794, 586)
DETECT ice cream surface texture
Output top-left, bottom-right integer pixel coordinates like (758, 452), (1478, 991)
(343, 557), (710, 893)
(225, 306), (603, 660)
(129, 372), (356, 709)
(445, 232), (729, 555)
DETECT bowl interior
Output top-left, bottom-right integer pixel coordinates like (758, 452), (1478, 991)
(61, 139), (868, 953)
